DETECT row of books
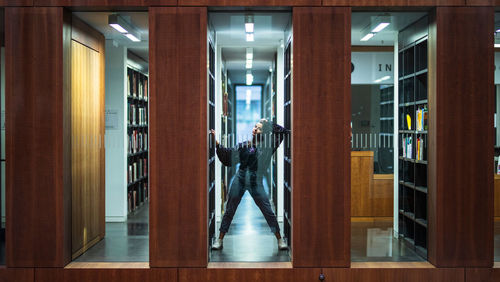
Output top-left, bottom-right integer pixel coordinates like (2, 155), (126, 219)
(402, 136), (413, 159)
(416, 106), (428, 131)
(127, 71), (149, 100)
(128, 158), (148, 184)
(416, 137), (425, 161)
(128, 131), (148, 154)
(127, 183), (148, 213)
(128, 104), (148, 126)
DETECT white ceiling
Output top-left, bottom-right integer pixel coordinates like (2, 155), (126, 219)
(73, 12), (148, 62)
(210, 12), (291, 86)
(351, 12), (427, 46)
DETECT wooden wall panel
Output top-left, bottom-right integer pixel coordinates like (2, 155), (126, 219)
(0, 268), (33, 282)
(35, 268), (177, 282)
(149, 6), (207, 267)
(178, 0), (320, 6)
(33, 0), (176, 6)
(70, 38), (105, 259)
(351, 151), (374, 217)
(466, 268), (500, 282)
(0, 0), (33, 5)
(292, 7), (351, 267)
(351, 268), (464, 282)
(428, 7), (494, 267)
(6, 7), (70, 267)
(322, 0), (464, 6)
(468, 0), (494, 5)
(179, 268), (350, 282)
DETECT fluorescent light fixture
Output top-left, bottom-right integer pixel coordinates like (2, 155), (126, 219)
(246, 71), (253, 85)
(371, 22), (390, 33)
(269, 66), (273, 73)
(246, 48), (253, 60)
(246, 60), (252, 69)
(280, 39), (284, 48)
(495, 44), (500, 48)
(110, 23), (127, 33)
(246, 33), (254, 42)
(125, 33), (140, 42)
(108, 14), (141, 42)
(360, 33), (374, 41)
(245, 14), (254, 33)
(245, 23), (254, 33)
(374, 76), (391, 83)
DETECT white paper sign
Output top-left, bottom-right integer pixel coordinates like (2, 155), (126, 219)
(105, 109), (119, 130)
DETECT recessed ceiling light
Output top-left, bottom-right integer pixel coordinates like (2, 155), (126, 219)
(246, 33), (254, 42)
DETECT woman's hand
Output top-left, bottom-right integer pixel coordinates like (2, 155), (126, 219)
(210, 129), (219, 146)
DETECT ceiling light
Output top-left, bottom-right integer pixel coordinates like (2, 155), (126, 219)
(371, 22), (390, 33)
(246, 71), (253, 85)
(245, 23), (254, 33)
(108, 14), (141, 42)
(495, 44), (500, 48)
(280, 39), (284, 48)
(245, 15), (254, 33)
(246, 48), (253, 60)
(370, 16), (391, 33)
(246, 33), (254, 42)
(110, 23), (127, 33)
(246, 60), (252, 69)
(125, 33), (140, 42)
(360, 33), (374, 41)
(374, 76), (391, 83)
(269, 66), (273, 73)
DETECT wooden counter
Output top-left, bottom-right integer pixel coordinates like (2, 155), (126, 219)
(351, 151), (393, 218)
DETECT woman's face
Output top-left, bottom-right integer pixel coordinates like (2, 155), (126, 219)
(252, 122), (263, 136)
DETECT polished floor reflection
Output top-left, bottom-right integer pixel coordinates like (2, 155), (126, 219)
(494, 221), (500, 261)
(351, 221), (424, 262)
(74, 202), (149, 262)
(210, 186), (289, 262)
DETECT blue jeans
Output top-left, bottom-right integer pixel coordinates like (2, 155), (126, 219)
(219, 169), (280, 234)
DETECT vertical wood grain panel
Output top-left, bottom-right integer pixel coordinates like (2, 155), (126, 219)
(0, 0), (33, 6)
(35, 268), (177, 282)
(465, 268), (500, 282)
(428, 6), (494, 267)
(149, 6), (207, 267)
(292, 7), (351, 267)
(322, 0), (465, 5)
(178, 0), (320, 6)
(33, 0), (176, 6)
(0, 268), (34, 282)
(351, 268), (464, 282)
(5, 7), (70, 267)
(178, 268), (348, 282)
(70, 39), (105, 259)
(351, 152), (374, 217)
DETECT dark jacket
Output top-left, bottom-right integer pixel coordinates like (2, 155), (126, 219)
(216, 124), (288, 179)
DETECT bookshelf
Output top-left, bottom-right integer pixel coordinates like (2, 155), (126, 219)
(398, 33), (428, 259)
(283, 40), (292, 250)
(378, 85), (394, 173)
(220, 68), (234, 217)
(127, 67), (149, 214)
(208, 40), (216, 249)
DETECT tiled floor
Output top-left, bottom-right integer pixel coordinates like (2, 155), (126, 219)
(74, 202), (149, 262)
(351, 221), (424, 262)
(210, 189), (290, 262)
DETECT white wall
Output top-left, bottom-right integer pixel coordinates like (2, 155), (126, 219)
(104, 40), (127, 222)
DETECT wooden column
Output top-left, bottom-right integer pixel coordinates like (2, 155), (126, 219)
(5, 7), (71, 267)
(427, 6), (494, 267)
(149, 7), (207, 267)
(292, 7), (351, 267)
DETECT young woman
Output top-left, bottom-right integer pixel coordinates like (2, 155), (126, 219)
(210, 118), (288, 250)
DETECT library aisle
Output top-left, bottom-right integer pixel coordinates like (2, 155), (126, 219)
(74, 203), (149, 262)
(211, 182), (288, 262)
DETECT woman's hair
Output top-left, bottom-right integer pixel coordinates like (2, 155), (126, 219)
(260, 118), (273, 134)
